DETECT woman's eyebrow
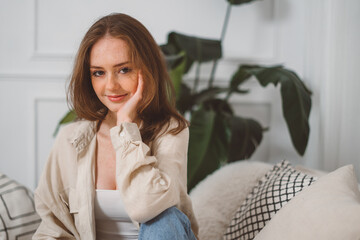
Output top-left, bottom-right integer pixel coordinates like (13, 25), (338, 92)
(90, 61), (130, 69)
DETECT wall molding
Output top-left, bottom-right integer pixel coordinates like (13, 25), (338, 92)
(31, 0), (73, 60)
(30, 97), (67, 189)
(30, 0), (281, 63)
(0, 73), (68, 81)
(0, 56), (274, 82)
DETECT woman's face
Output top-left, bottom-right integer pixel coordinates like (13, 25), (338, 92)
(90, 36), (139, 116)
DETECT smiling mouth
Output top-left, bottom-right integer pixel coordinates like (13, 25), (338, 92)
(107, 94), (128, 102)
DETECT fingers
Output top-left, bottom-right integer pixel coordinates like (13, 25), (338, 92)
(136, 71), (144, 100)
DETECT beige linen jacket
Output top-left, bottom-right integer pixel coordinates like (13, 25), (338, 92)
(33, 120), (199, 239)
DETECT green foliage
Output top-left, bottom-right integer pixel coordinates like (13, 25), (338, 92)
(228, 116), (263, 162)
(232, 65), (312, 155)
(53, 110), (77, 136)
(187, 99), (232, 190)
(161, 32), (222, 73)
(227, 0), (257, 5)
(169, 52), (187, 99)
(162, 2), (312, 191)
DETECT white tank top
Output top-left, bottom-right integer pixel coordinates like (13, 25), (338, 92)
(94, 189), (139, 240)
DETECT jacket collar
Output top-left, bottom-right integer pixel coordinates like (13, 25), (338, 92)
(67, 120), (97, 154)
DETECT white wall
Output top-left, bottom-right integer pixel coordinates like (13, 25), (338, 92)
(0, 0), (359, 190)
(304, 0), (360, 179)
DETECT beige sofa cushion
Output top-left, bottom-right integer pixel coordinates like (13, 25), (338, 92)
(190, 161), (272, 240)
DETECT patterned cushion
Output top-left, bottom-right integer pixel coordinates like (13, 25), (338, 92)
(223, 160), (317, 240)
(0, 173), (41, 240)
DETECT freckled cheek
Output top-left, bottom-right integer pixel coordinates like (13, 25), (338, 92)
(91, 80), (104, 97)
(123, 77), (138, 94)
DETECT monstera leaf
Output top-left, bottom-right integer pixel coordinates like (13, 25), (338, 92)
(168, 52), (187, 99)
(187, 100), (231, 190)
(228, 116), (263, 162)
(230, 65), (312, 155)
(161, 32), (222, 73)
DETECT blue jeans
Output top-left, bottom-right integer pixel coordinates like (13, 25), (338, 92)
(138, 206), (197, 240)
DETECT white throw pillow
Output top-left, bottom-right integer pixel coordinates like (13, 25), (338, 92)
(254, 165), (360, 240)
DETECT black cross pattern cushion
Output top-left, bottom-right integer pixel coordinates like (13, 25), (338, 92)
(223, 160), (317, 240)
(0, 173), (41, 240)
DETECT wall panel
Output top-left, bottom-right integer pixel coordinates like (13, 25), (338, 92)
(0, 78), (68, 190)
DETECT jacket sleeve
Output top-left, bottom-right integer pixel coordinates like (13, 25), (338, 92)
(33, 130), (79, 239)
(110, 121), (189, 223)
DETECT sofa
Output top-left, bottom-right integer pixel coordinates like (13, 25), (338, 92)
(190, 160), (360, 240)
(1, 160), (360, 240)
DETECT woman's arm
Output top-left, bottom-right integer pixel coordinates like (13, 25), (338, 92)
(110, 121), (188, 223)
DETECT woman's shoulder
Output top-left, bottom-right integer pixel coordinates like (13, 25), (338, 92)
(55, 119), (96, 145)
(156, 117), (189, 140)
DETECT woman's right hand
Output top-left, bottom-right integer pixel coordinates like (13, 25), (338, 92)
(116, 71), (144, 125)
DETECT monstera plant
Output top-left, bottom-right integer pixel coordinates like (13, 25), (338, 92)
(160, 0), (312, 190)
(56, 0), (312, 191)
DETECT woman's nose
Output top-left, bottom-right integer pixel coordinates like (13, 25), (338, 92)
(105, 73), (119, 91)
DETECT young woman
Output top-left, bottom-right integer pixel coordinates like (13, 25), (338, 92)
(33, 13), (198, 240)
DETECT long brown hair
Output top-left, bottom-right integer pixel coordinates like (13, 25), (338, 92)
(68, 13), (188, 143)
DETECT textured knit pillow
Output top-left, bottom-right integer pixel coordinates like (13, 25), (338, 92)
(223, 160), (317, 240)
(0, 173), (41, 240)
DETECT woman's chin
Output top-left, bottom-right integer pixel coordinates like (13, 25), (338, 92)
(106, 102), (125, 112)
(105, 106), (122, 117)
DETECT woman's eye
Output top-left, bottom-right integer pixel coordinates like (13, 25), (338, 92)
(92, 71), (104, 77)
(119, 67), (131, 74)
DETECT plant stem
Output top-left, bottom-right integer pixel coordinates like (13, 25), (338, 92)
(221, 3), (232, 42)
(193, 62), (201, 93)
(208, 3), (232, 88)
(225, 91), (232, 101)
(208, 61), (218, 88)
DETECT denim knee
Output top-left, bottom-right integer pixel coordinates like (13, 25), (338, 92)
(138, 206), (196, 240)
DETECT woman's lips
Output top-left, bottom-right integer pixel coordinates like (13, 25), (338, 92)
(107, 94), (128, 102)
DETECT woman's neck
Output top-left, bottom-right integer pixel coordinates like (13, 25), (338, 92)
(103, 113), (117, 128)
(98, 112), (142, 132)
